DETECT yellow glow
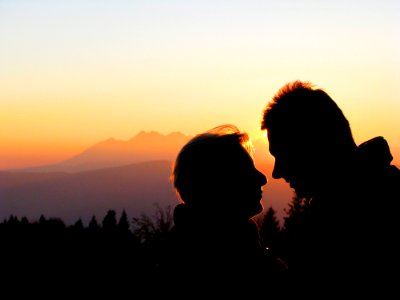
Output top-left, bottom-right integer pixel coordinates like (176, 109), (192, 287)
(0, 1), (399, 169)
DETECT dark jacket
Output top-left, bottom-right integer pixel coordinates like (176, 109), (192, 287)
(156, 203), (288, 295)
(284, 136), (399, 295)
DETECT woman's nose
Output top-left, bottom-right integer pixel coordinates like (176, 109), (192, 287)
(257, 170), (268, 186)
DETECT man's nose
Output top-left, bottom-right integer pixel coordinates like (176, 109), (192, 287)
(272, 161), (283, 179)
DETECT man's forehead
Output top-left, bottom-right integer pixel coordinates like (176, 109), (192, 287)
(267, 129), (296, 145)
(267, 129), (312, 155)
(267, 131), (289, 154)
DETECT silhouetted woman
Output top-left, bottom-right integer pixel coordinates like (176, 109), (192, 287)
(159, 125), (287, 294)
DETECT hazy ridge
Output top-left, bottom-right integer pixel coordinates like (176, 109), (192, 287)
(0, 131), (292, 225)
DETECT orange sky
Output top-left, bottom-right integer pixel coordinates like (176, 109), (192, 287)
(1, 1), (399, 170)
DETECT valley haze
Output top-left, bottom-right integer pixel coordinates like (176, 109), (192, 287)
(0, 131), (293, 226)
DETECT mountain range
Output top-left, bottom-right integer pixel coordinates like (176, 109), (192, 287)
(0, 131), (292, 225)
(11, 131), (190, 173)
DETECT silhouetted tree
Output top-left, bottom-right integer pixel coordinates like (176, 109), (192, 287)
(88, 215), (101, 232)
(7, 215), (19, 226)
(117, 209), (130, 233)
(68, 218), (85, 247)
(280, 194), (312, 266)
(131, 204), (173, 243)
(39, 214), (47, 225)
(259, 206), (282, 254)
(130, 204), (174, 275)
(21, 216), (29, 226)
(102, 209), (117, 234)
(72, 218), (84, 230)
(283, 195), (309, 233)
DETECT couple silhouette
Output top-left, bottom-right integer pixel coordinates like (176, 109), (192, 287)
(158, 80), (399, 297)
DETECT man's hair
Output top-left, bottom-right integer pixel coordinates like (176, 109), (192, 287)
(261, 80), (355, 149)
(172, 124), (253, 204)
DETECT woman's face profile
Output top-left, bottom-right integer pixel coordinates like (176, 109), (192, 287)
(215, 145), (267, 219)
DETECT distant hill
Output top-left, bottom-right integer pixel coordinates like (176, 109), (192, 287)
(10, 131), (191, 173)
(0, 160), (178, 225)
(2, 130), (396, 227)
(0, 131), (293, 226)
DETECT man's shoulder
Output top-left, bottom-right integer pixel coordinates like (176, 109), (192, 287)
(358, 136), (393, 167)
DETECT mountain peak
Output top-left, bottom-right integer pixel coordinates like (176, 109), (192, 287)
(167, 131), (188, 138)
(10, 130), (192, 173)
(130, 130), (190, 143)
(131, 130), (163, 141)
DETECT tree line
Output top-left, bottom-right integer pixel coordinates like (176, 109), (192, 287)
(1, 196), (309, 291)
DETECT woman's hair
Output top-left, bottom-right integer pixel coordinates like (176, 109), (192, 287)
(171, 124), (253, 204)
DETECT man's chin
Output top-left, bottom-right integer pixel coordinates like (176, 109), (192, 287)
(294, 188), (312, 199)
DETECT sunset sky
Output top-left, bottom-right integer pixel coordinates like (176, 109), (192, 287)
(1, 0), (399, 170)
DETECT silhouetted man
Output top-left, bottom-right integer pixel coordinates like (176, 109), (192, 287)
(261, 80), (399, 295)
